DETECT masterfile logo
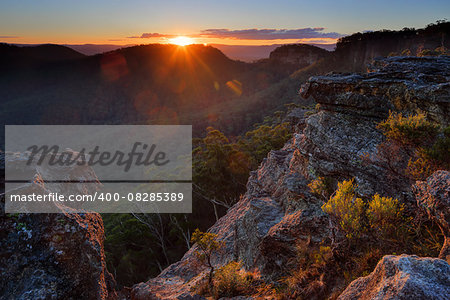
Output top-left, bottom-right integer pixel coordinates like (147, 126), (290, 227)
(25, 142), (170, 172)
(5, 125), (192, 213)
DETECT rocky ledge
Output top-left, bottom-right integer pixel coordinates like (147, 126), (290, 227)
(301, 56), (449, 125)
(0, 152), (117, 300)
(414, 170), (450, 261)
(131, 56), (450, 299)
(338, 255), (450, 300)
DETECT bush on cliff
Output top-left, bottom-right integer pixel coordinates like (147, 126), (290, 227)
(377, 112), (450, 180)
(308, 176), (334, 200)
(322, 179), (365, 239)
(367, 194), (405, 240)
(191, 229), (224, 289)
(321, 179), (418, 247)
(194, 260), (275, 299)
(376, 112), (449, 180)
(212, 261), (256, 298)
(376, 111), (439, 146)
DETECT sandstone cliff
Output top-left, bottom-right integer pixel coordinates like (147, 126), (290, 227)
(131, 56), (450, 299)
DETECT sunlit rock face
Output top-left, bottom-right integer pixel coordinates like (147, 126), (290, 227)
(301, 56), (450, 126)
(0, 153), (117, 300)
(338, 255), (450, 300)
(132, 56), (450, 299)
(414, 170), (450, 260)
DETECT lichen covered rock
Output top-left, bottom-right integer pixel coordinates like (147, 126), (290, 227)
(338, 255), (450, 300)
(0, 152), (116, 299)
(414, 170), (450, 260)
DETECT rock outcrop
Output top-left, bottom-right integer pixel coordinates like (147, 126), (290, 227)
(334, 23), (450, 71)
(0, 152), (117, 300)
(338, 255), (450, 300)
(269, 44), (329, 68)
(131, 56), (450, 299)
(301, 56), (449, 126)
(414, 170), (450, 261)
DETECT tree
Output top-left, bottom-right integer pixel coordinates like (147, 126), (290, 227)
(193, 127), (251, 215)
(191, 229), (224, 289)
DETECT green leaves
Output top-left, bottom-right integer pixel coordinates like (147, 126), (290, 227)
(322, 179), (365, 239)
(193, 122), (291, 208)
(377, 111), (439, 146)
(191, 228), (223, 257)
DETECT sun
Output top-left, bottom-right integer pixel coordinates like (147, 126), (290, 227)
(168, 36), (195, 46)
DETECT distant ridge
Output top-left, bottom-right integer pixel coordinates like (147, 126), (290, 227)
(0, 43), (85, 69)
(7, 42), (336, 61)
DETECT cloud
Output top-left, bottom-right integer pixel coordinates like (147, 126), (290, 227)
(126, 27), (344, 41)
(0, 35), (19, 39)
(127, 33), (174, 39)
(199, 28), (343, 40)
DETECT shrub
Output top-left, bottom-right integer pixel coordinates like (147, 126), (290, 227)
(212, 261), (254, 298)
(322, 179), (407, 241)
(406, 149), (438, 180)
(377, 111), (439, 146)
(418, 46), (449, 57)
(375, 113), (448, 180)
(322, 179), (365, 239)
(281, 245), (331, 299)
(367, 194), (404, 239)
(313, 246), (333, 266)
(308, 176), (334, 200)
(401, 49), (412, 56)
(425, 126), (450, 168)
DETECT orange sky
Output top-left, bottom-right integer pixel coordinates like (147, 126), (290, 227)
(1, 35), (339, 47)
(1, 1), (446, 46)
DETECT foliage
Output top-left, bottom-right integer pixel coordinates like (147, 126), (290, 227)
(194, 117), (291, 211)
(308, 176), (334, 200)
(367, 194), (405, 239)
(193, 127), (251, 209)
(322, 179), (365, 239)
(376, 111), (439, 146)
(191, 229), (224, 287)
(103, 214), (157, 286)
(280, 244), (331, 299)
(401, 49), (412, 56)
(212, 261), (255, 298)
(418, 46), (450, 56)
(375, 113), (448, 180)
(322, 179), (410, 243)
(238, 122), (291, 168)
(195, 260), (274, 299)
(424, 126), (450, 168)
(406, 125), (450, 180)
(406, 149), (438, 180)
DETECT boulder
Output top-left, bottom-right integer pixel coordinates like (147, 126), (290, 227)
(338, 255), (450, 300)
(0, 152), (116, 299)
(414, 170), (450, 260)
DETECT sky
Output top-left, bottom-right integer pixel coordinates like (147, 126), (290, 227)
(0, 0), (449, 45)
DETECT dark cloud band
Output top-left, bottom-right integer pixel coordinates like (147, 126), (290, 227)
(199, 28), (343, 40)
(127, 27), (343, 40)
